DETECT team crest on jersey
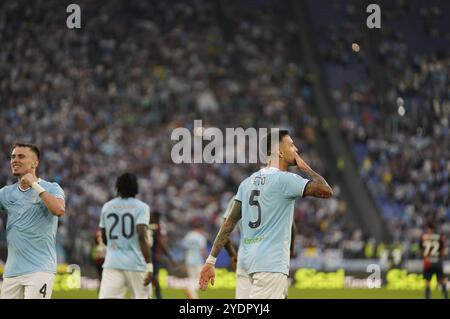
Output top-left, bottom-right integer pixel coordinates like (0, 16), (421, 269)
(252, 176), (266, 185)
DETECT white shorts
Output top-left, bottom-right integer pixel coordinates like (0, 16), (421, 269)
(99, 268), (151, 299)
(235, 269), (288, 299)
(236, 268), (252, 299)
(0, 272), (55, 299)
(187, 265), (202, 290)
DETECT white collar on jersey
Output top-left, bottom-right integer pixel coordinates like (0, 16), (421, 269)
(18, 178), (42, 192)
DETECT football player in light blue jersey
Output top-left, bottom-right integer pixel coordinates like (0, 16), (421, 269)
(98, 173), (153, 299)
(199, 130), (333, 298)
(182, 219), (207, 299)
(222, 195), (298, 299)
(0, 143), (65, 299)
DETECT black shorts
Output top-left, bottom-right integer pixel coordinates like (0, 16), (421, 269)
(423, 262), (445, 281)
(153, 260), (161, 278)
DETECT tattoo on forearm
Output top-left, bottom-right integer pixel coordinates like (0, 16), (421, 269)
(305, 167), (327, 185)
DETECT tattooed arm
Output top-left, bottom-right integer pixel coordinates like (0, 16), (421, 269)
(290, 222), (297, 258)
(211, 213), (241, 257)
(199, 200), (242, 290)
(295, 152), (333, 198)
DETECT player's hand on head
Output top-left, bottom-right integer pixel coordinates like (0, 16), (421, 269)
(144, 272), (153, 286)
(169, 259), (177, 268)
(21, 173), (37, 188)
(199, 263), (215, 291)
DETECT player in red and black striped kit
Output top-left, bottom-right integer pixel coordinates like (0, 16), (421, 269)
(149, 212), (175, 299)
(420, 221), (448, 299)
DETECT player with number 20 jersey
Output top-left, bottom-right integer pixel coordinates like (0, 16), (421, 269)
(98, 173), (153, 299)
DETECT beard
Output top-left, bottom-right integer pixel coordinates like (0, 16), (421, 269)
(288, 158), (297, 166)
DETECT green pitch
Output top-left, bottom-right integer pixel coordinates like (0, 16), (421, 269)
(51, 288), (445, 299)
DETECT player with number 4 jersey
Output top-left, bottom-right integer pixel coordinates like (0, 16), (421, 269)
(98, 173), (153, 299)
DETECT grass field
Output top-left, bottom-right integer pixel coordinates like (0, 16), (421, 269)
(51, 288), (446, 299)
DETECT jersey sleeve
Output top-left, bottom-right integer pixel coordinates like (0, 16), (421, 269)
(0, 188), (5, 211)
(160, 223), (167, 236)
(223, 196), (235, 219)
(235, 180), (246, 203)
(440, 235), (446, 256)
(181, 235), (189, 249)
(136, 203), (150, 225)
(280, 172), (310, 199)
(50, 183), (65, 200)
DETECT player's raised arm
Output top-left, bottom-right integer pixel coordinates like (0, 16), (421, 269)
(224, 237), (238, 271)
(199, 200), (242, 291)
(294, 152), (333, 198)
(159, 231), (175, 265)
(290, 222), (297, 258)
(21, 173), (65, 216)
(137, 224), (153, 286)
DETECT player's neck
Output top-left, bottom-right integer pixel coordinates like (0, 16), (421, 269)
(18, 174), (39, 190)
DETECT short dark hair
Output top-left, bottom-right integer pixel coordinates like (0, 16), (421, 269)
(265, 129), (289, 156)
(12, 143), (40, 160)
(116, 173), (138, 198)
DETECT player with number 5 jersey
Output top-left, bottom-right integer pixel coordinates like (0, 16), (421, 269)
(420, 220), (448, 299)
(199, 130), (333, 299)
(234, 167), (307, 276)
(98, 173), (153, 299)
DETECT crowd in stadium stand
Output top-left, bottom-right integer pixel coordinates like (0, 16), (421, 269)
(310, 0), (450, 260)
(0, 0), (359, 273)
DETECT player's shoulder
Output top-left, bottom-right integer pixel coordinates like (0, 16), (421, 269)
(240, 169), (267, 186)
(0, 183), (17, 201)
(257, 167), (296, 181)
(185, 230), (196, 238)
(133, 198), (150, 211)
(193, 231), (206, 241)
(239, 174), (253, 186)
(102, 197), (118, 209)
